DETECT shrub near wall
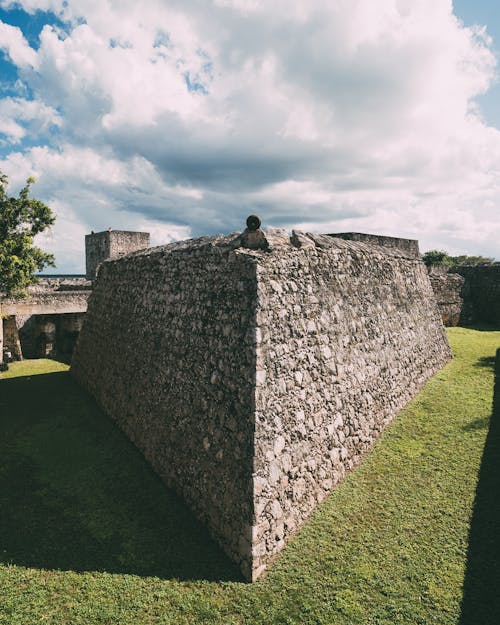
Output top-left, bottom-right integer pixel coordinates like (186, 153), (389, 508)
(72, 231), (451, 581)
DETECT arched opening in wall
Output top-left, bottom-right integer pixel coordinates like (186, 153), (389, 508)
(57, 313), (85, 356)
(34, 317), (57, 358)
(24, 313), (85, 361)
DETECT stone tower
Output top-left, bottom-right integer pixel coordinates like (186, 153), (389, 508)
(85, 230), (150, 280)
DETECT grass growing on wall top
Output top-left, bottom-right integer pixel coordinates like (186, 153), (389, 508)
(0, 328), (499, 625)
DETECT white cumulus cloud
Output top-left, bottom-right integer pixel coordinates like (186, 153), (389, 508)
(0, 19), (39, 68)
(0, 0), (499, 270)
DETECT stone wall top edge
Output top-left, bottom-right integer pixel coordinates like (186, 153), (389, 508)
(0, 277), (90, 295)
(304, 233), (419, 260)
(330, 231), (418, 244)
(0, 290), (91, 305)
(97, 229), (423, 269)
(452, 263), (500, 271)
(84, 230), (150, 238)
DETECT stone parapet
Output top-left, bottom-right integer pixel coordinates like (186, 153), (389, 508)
(453, 264), (500, 325)
(428, 272), (466, 326)
(328, 232), (420, 258)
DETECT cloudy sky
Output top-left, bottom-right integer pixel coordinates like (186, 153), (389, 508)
(0, 0), (499, 272)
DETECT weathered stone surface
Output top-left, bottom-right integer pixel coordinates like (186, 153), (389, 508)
(71, 230), (451, 581)
(73, 238), (258, 578)
(85, 230), (150, 280)
(0, 280), (91, 317)
(251, 236), (450, 576)
(453, 264), (500, 325)
(2, 316), (22, 360)
(428, 266), (466, 327)
(0, 278), (91, 360)
(328, 232), (420, 258)
(427, 263), (500, 326)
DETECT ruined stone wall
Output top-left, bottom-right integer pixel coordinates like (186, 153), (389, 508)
(1, 278), (91, 360)
(72, 231), (450, 581)
(426, 264), (500, 327)
(250, 234), (451, 577)
(72, 239), (259, 579)
(329, 232), (420, 258)
(453, 265), (500, 325)
(2, 316), (22, 359)
(85, 232), (110, 280)
(31, 277), (91, 292)
(85, 230), (150, 280)
(427, 268), (467, 327)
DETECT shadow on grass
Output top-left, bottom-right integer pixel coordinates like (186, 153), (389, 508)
(460, 323), (500, 333)
(459, 348), (500, 624)
(473, 356), (496, 369)
(0, 371), (241, 582)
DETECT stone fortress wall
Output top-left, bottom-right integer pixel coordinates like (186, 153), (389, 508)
(85, 230), (150, 280)
(326, 237), (500, 328)
(330, 232), (420, 258)
(0, 277), (91, 360)
(426, 263), (500, 327)
(1, 230), (150, 362)
(453, 264), (500, 325)
(427, 266), (468, 327)
(71, 227), (451, 580)
(73, 236), (259, 579)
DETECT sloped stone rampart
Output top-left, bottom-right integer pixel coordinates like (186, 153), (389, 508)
(72, 241), (259, 578)
(71, 231), (451, 581)
(428, 269), (466, 326)
(251, 234), (451, 577)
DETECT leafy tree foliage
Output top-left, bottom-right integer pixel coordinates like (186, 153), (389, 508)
(422, 249), (494, 267)
(0, 170), (55, 297)
(451, 254), (494, 265)
(422, 250), (454, 266)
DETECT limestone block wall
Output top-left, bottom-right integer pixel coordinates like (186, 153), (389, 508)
(71, 231), (451, 581)
(426, 264), (500, 326)
(250, 234), (451, 577)
(2, 316), (22, 359)
(428, 268), (467, 326)
(453, 265), (500, 325)
(85, 230), (150, 280)
(329, 232), (420, 258)
(72, 239), (259, 579)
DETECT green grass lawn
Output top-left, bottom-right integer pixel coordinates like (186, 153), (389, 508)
(0, 327), (499, 625)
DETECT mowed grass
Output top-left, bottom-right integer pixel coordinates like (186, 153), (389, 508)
(0, 327), (499, 625)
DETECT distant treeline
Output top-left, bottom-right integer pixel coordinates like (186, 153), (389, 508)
(422, 250), (495, 266)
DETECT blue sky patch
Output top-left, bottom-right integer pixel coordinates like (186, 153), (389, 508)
(0, 5), (67, 47)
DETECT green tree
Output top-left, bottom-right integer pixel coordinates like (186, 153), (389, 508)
(0, 170), (55, 297)
(421, 250), (454, 266)
(451, 254), (494, 265)
(422, 249), (495, 267)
